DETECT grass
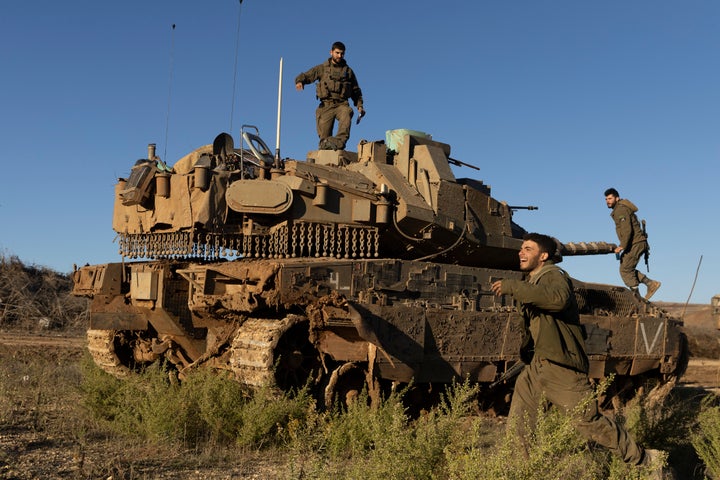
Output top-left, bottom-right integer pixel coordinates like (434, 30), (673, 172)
(691, 395), (720, 479)
(2, 343), (719, 479)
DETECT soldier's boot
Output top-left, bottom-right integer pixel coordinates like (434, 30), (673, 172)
(319, 138), (342, 151)
(643, 279), (662, 300)
(638, 448), (669, 480)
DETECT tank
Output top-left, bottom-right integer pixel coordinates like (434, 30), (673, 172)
(72, 127), (687, 411)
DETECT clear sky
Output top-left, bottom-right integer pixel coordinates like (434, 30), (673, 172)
(1, 1), (718, 304)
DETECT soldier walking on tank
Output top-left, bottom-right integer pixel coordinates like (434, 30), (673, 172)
(604, 188), (661, 300)
(295, 41), (365, 151)
(491, 233), (664, 474)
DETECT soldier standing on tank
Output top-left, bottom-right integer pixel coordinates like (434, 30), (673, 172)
(295, 41), (365, 151)
(604, 188), (661, 300)
(491, 233), (663, 473)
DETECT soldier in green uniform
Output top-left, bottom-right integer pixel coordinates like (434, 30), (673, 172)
(295, 41), (365, 151)
(491, 233), (661, 470)
(604, 188), (661, 300)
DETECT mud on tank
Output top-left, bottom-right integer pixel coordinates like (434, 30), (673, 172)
(72, 127), (687, 412)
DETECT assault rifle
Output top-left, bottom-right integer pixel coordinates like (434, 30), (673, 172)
(488, 361), (526, 391)
(642, 219), (650, 272)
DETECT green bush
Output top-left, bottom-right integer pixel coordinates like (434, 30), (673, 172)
(289, 379), (482, 480)
(447, 401), (605, 480)
(691, 395), (720, 479)
(83, 361), (240, 446)
(235, 383), (315, 449)
(81, 359), (315, 449)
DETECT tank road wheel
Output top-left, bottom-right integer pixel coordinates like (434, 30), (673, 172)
(229, 315), (321, 391)
(87, 329), (132, 378)
(324, 362), (381, 410)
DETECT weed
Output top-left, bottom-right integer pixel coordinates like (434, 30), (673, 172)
(691, 395), (720, 479)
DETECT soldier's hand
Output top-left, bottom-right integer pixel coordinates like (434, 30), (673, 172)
(491, 280), (503, 296)
(358, 106), (365, 118)
(296, 82), (304, 91)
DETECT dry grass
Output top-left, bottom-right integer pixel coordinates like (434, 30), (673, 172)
(0, 253), (87, 333)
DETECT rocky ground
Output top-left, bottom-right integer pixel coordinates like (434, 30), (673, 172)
(0, 303), (717, 479)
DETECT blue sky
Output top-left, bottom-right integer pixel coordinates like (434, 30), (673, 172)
(1, 1), (718, 304)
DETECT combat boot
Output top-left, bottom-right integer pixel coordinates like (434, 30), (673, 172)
(639, 448), (670, 479)
(645, 280), (661, 300)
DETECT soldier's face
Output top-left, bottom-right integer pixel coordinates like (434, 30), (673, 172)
(605, 194), (618, 209)
(330, 48), (345, 64)
(519, 240), (548, 274)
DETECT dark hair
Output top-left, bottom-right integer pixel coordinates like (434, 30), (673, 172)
(332, 41), (346, 51)
(604, 187), (619, 197)
(523, 233), (557, 258)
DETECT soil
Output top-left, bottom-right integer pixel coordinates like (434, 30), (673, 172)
(0, 303), (718, 479)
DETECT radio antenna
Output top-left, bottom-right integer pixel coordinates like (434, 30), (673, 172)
(230, 0), (244, 132)
(275, 57), (283, 164)
(681, 254), (703, 319)
(163, 23), (176, 162)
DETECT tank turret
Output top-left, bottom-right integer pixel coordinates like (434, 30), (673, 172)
(112, 129), (616, 269)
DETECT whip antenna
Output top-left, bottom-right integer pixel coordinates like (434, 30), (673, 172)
(681, 255), (703, 319)
(230, 0), (244, 132)
(275, 57), (283, 164)
(163, 23), (176, 161)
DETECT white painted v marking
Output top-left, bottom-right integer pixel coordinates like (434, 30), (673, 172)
(640, 322), (664, 353)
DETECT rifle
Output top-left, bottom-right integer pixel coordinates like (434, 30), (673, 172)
(487, 361), (525, 391)
(642, 219), (650, 272)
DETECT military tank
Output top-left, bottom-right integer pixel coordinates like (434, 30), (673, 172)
(72, 127), (687, 411)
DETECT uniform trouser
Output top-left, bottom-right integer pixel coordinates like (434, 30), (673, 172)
(315, 102), (353, 149)
(619, 241), (649, 288)
(508, 358), (643, 464)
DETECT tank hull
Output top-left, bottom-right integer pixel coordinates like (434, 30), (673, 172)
(73, 257), (686, 410)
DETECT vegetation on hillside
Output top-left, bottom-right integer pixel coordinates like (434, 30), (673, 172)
(0, 253), (87, 332)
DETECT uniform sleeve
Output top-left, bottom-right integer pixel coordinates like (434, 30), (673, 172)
(295, 64), (323, 86)
(501, 272), (572, 313)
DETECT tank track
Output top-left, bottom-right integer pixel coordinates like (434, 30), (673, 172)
(86, 329), (131, 378)
(228, 315), (307, 388)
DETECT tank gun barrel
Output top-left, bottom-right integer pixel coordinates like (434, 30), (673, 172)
(447, 156), (480, 170)
(560, 241), (618, 256)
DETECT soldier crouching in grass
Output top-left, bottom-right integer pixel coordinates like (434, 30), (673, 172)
(491, 233), (665, 475)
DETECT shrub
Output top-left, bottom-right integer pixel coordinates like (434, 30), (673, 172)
(81, 359), (315, 450)
(289, 379), (482, 480)
(691, 395), (720, 479)
(0, 253), (87, 332)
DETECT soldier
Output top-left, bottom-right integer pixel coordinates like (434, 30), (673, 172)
(604, 188), (661, 300)
(490, 233), (663, 473)
(295, 41), (365, 151)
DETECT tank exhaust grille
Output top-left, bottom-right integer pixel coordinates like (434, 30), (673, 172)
(575, 287), (642, 317)
(117, 222), (379, 260)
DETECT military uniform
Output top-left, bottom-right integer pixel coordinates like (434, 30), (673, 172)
(500, 262), (644, 464)
(295, 58), (363, 150)
(610, 199), (654, 290)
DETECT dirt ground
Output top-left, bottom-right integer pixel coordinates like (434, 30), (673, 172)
(0, 302), (718, 479)
(658, 302), (720, 391)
